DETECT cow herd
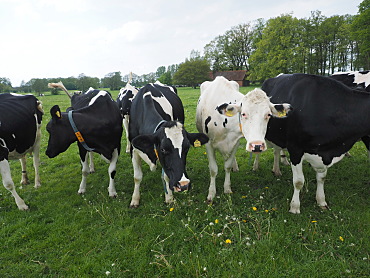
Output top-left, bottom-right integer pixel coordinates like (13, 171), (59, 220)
(0, 71), (369, 214)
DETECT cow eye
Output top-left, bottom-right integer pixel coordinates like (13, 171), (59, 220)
(161, 148), (169, 154)
(241, 113), (247, 118)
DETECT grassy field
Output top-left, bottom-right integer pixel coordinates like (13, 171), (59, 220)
(0, 86), (369, 277)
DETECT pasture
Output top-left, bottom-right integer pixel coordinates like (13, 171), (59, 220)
(0, 87), (369, 277)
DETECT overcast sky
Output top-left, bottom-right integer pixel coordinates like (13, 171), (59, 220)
(0, 0), (362, 87)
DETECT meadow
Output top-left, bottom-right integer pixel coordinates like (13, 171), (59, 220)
(0, 86), (369, 277)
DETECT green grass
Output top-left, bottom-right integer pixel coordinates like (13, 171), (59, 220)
(0, 87), (369, 277)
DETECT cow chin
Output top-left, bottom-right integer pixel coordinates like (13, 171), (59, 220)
(171, 180), (191, 192)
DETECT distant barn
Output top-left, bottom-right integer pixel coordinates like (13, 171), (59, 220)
(210, 70), (249, 87)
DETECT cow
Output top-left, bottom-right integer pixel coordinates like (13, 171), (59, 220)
(0, 93), (43, 210)
(255, 71), (370, 175)
(48, 82), (98, 172)
(258, 73), (370, 213)
(45, 90), (123, 197)
(196, 76), (292, 202)
(128, 82), (209, 207)
(330, 70), (370, 92)
(117, 81), (139, 153)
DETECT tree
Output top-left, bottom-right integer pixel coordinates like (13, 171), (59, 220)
(351, 0), (370, 69)
(173, 57), (210, 88)
(158, 71), (172, 85)
(101, 72), (122, 91)
(0, 77), (12, 93)
(155, 66), (166, 79)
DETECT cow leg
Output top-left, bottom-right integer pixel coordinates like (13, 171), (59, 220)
(163, 172), (174, 204)
(130, 149), (143, 208)
(206, 144), (218, 203)
(32, 128), (42, 188)
(123, 117), (131, 153)
(0, 160), (28, 210)
(78, 152), (89, 195)
(88, 152), (95, 173)
(223, 148), (238, 195)
(232, 157), (239, 172)
(272, 147), (282, 176)
(280, 149), (290, 166)
(289, 161), (305, 214)
(19, 156), (30, 185)
(315, 168), (328, 209)
(107, 149), (119, 197)
(253, 153), (260, 171)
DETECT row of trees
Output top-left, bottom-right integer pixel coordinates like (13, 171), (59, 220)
(2, 1), (369, 93)
(205, 2), (369, 81)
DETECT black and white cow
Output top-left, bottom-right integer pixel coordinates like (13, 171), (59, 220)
(197, 76), (291, 202)
(117, 82), (139, 153)
(330, 70), (370, 92)
(45, 90), (123, 197)
(128, 82), (209, 207)
(0, 93), (43, 210)
(259, 73), (370, 213)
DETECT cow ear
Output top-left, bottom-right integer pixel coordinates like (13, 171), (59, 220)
(270, 103), (292, 118)
(216, 103), (241, 117)
(131, 134), (158, 161)
(187, 132), (209, 147)
(50, 105), (62, 120)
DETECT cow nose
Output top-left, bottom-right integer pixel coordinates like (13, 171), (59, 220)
(248, 141), (266, 153)
(175, 180), (190, 192)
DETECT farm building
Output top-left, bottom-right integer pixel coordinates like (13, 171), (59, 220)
(210, 70), (249, 86)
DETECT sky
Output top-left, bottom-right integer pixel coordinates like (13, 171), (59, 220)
(0, 0), (363, 87)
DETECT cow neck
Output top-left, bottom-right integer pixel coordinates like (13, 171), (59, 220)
(153, 119), (167, 134)
(67, 110), (95, 152)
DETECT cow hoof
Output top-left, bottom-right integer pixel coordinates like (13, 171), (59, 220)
(34, 184), (41, 189)
(129, 204), (139, 209)
(206, 198), (213, 204)
(77, 190), (85, 195)
(289, 208), (300, 214)
(89, 170), (95, 174)
(109, 194), (117, 198)
(20, 180), (30, 185)
(272, 170), (282, 176)
(224, 190), (233, 194)
(18, 204), (29, 211)
(319, 205), (329, 210)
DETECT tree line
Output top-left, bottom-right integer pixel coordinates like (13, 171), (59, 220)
(1, 1), (368, 93)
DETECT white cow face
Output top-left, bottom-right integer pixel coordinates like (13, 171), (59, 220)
(217, 88), (292, 152)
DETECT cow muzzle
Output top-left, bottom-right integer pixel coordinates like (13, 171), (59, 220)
(247, 141), (266, 153)
(174, 180), (191, 192)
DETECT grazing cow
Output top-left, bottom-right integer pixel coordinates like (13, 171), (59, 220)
(196, 76), (291, 202)
(45, 90), (123, 197)
(260, 73), (370, 213)
(129, 82), (209, 207)
(330, 70), (370, 92)
(117, 81), (139, 153)
(0, 93), (43, 210)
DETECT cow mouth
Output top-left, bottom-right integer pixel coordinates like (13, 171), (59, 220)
(174, 181), (191, 192)
(248, 141), (266, 153)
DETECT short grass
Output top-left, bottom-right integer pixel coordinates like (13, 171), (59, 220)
(0, 86), (369, 277)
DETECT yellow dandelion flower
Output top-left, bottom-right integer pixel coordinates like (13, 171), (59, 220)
(169, 207), (174, 212)
(311, 220), (317, 223)
(242, 219), (247, 223)
(225, 239), (232, 244)
(265, 187), (269, 189)
(265, 209), (269, 213)
(252, 207), (257, 211)
(242, 195), (247, 199)
(215, 219), (219, 224)
(339, 236), (344, 242)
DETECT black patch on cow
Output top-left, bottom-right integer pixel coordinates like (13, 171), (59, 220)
(216, 103), (228, 114)
(223, 118), (228, 127)
(204, 116), (211, 133)
(111, 170), (116, 179)
(214, 122), (217, 126)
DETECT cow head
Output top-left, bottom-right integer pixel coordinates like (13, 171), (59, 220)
(217, 88), (292, 153)
(45, 105), (75, 158)
(117, 85), (138, 116)
(131, 122), (209, 192)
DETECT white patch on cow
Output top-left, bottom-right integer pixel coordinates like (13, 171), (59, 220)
(88, 91), (109, 106)
(353, 71), (370, 88)
(143, 91), (173, 120)
(164, 123), (184, 157)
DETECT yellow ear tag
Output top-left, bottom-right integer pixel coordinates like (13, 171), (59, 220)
(56, 111), (61, 118)
(239, 123), (242, 132)
(194, 139), (201, 147)
(225, 111), (233, 117)
(154, 149), (159, 159)
(75, 131), (85, 143)
(277, 110), (287, 118)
